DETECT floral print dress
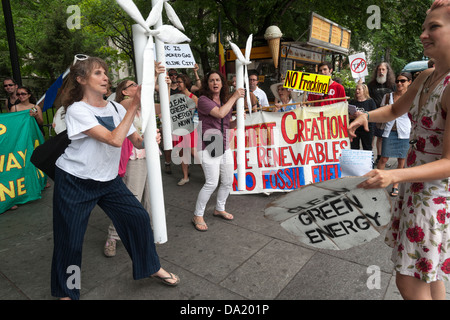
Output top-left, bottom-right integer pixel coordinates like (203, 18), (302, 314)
(385, 73), (450, 283)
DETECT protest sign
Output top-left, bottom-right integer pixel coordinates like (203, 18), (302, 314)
(264, 176), (391, 250)
(349, 52), (368, 80)
(229, 101), (350, 194)
(169, 93), (196, 135)
(339, 149), (373, 177)
(283, 70), (331, 95)
(0, 111), (47, 214)
(164, 44), (196, 68)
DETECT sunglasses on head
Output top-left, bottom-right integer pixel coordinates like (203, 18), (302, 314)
(72, 54), (89, 65)
(395, 79), (409, 83)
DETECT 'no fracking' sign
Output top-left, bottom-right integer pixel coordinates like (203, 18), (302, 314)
(264, 176), (391, 250)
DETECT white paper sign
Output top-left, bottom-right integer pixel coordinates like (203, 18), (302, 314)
(265, 176), (391, 250)
(349, 52), (368, 79)
(339, 149), (373, 177)
(164, 44), (196, 68)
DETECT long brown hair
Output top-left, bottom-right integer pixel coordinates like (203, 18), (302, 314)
(115, 79), (134, 103)
(368, 62), (396, 89)
(199, 70), (229, 103)
(64, 57), (109, 107)
(177, 74), (192, 91)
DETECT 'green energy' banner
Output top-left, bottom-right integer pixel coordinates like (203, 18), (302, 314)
(0, 110), (46, 214)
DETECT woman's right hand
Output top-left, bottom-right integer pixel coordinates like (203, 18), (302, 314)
(348, 112), (369, 140)
(233, 88), (245, 100)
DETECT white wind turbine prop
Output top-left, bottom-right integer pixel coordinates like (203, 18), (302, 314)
(116, 0), (190, 244)
(229, 35), (253, 191)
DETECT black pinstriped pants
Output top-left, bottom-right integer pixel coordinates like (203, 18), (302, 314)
(51, 166), (161, 300)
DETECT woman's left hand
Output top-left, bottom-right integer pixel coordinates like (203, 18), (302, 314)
(29, 108), (38, 117)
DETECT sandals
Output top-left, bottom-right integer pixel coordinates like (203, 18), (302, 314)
(390, 187), (399, 197)
(192, 217), (208, 231)
(152, 272), (180, 286)
(213, 211), (234, 221)
(191, 211), (233, 232)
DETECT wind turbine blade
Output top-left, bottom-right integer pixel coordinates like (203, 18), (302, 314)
(245, 34), (253, 61)
(116, 0), (150, 32)
(244, 68), (252, 114)
(146, 0), (164, 27)
(164, 2), (185, 31)
(229, 42), (245, 62)
(155, 25), (190, 43)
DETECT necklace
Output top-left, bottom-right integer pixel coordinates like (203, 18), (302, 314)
(423, 69), (450, 93)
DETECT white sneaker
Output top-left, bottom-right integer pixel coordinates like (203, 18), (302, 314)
(177, 178), (189, 186)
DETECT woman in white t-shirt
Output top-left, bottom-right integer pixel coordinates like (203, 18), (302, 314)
(51, 57), (179, 300)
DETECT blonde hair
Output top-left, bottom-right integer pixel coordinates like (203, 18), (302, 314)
(428, 0), (450, 14)
(355, 84), (370, 100)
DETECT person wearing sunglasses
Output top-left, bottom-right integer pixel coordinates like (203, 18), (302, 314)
(3, 78), (19, 112)
(11, 86), (44, 132)
(376, 72), (412, 197)
(52, 56), (179, 300)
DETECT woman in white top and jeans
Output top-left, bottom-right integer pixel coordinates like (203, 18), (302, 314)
(52, 57), (179, 300)
(377, 72), (412, 196)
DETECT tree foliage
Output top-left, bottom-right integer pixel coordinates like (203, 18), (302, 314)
(1, 0), (432, 95)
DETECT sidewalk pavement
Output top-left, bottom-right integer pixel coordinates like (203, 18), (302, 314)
(0, 158), (447, 301)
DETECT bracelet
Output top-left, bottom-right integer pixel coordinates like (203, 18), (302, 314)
(141, 140), (145, 148)
(363, 111), (369, 121)
(196, 78), (200, 81)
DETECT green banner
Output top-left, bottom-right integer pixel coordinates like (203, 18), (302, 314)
(0, 110), (47, 214)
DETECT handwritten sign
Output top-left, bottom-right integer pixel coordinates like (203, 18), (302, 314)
(339, 149), (373, 177)
(264, 176), (391, 250)
(283, 70), (330, 95)
(170, 93), (196, 135)
(164, 44), (196, 68)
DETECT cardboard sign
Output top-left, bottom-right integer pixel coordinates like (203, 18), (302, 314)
(164, 44), (196, 68)
(283, 70), (331, 95)
(264, 176), (391, 250)
(169, 93), (196, 135)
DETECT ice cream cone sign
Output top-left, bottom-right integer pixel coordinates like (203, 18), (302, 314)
(264, 26), (282, 69)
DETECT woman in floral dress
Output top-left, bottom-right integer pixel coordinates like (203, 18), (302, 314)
(349, 0), (450, 299)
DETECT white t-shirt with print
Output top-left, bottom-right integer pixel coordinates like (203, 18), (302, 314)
(56, 101), (135, 181)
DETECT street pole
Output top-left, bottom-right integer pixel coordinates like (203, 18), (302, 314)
(2, 0), (21, 85)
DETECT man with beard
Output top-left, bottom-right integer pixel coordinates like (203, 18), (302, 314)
(368, 62), (396, 164)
